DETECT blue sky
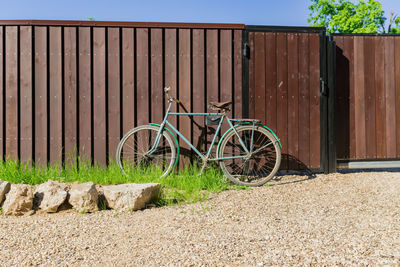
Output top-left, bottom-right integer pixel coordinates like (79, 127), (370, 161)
(0, 0), (399, 27)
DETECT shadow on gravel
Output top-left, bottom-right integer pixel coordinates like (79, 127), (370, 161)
(338, 168), (400, 173)
(270, 154), (317, 186)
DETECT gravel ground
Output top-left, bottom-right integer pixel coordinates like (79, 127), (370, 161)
(1, 172), (400, 266)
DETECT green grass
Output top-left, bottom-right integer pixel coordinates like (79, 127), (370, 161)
(0, 159), (241, 206)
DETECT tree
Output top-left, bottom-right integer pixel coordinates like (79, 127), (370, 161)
(388, 11), (400, 33)
(308, 0), (398, 33)
(392, 18), (400, 33)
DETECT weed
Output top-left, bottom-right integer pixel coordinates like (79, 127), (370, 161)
(235, 185), (252, 190)
(200, 204), (210, 213)
(99, 199), (108, 211)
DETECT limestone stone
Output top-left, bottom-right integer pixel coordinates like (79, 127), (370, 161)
(2, 184), (33, 216)
(68, 182), (98, 213)
(0, 180), (11, 205)
(103, 183), (161, 212)
(34, 180), (68, 213)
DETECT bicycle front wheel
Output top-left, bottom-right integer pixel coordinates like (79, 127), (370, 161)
(218, 125), (281, 187)
(116, 125), (176, 178)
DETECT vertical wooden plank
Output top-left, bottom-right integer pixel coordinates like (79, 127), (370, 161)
(375, 37), (386, 158)
(178, 29), (191, 163)
(354, 36), (366, 159)
(206, 29), (218, 154)
(248, 32), (255, 119)
(254, 32), (266, 123)
(150, 29), (163, 124)
(122, 28), (134, 134)
(363, 36), (376, 159)
(192, 29), (205, 151)
(396, 37), (400, 158)
(298, 33), (310, 168)
(344, 36), (356, 159)
(220, 30), (232, 135)
(78, 27), (91, 161)
(164, 29), (177, 129)
(287, 33), (299, 169)
(136, 28), (149, 126)
(5, 26), (18, 160)
(384, 36), (396, 158)
(20, 26), (32, 164)
(220, 30), (233, 104)
(49, 27), (62, 165)
(233, 30), (242, 119)
(309, 33), (320, 169)
(107, 27), (120, 162)
(35, 27), (47, 165)
(0, 27), (3, 159)
(206, 30), (219, 104)
(93, 27), (106, 165)
(265, 32), (277, 134)
(276, 33), (288, 169)
(64, 27), (77, 164)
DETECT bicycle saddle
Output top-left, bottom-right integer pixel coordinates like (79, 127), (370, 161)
(209, 101), (232, 111)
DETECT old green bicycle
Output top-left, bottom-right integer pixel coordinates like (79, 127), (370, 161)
(116, 87), (281, 187)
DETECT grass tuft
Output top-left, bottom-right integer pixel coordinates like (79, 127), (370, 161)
(0, 159), (243, 206)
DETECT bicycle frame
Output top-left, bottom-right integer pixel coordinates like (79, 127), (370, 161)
(149, 99), (251, 162)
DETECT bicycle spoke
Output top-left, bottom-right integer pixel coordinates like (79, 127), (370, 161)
(116, 126), (176, 178)
(219, 125), (281, 186)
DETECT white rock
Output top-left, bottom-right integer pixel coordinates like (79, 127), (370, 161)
(34, 180), (68, 213)
(2, 184), (33, 216)
(69, 182), (98, 213)
(103, 183), (161, 212)
(0, 179), (11, 205)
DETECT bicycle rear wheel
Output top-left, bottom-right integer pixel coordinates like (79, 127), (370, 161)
(116, 125), (176, 178)
(218, 125), (281, 186)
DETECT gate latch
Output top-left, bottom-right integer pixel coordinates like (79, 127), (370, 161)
(243, 43), (250, 58)
(320, 78), (328, 96)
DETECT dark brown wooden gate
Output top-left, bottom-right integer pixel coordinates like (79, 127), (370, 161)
(333, 34), (400, 161)
(246, 26), (327, 172)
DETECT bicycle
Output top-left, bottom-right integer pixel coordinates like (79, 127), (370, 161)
(116, 86), (282, 187)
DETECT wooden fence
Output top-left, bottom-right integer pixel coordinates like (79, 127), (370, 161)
(3, 20), (399, 171)
(334, 35), (400, 160)
(0, 20), (244, 165)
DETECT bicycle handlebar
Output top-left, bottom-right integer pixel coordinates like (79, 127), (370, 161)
(164, 86), (180, 103)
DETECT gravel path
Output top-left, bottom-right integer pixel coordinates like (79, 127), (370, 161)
(1, 172), (400, 266)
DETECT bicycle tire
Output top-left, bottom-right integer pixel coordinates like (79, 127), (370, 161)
(218, 125), (281, 186)
(116, 125), (177, 178)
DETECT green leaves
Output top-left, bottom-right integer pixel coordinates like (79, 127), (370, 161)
(389, 16), (400, 33)
(308, 0), (388, 33)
